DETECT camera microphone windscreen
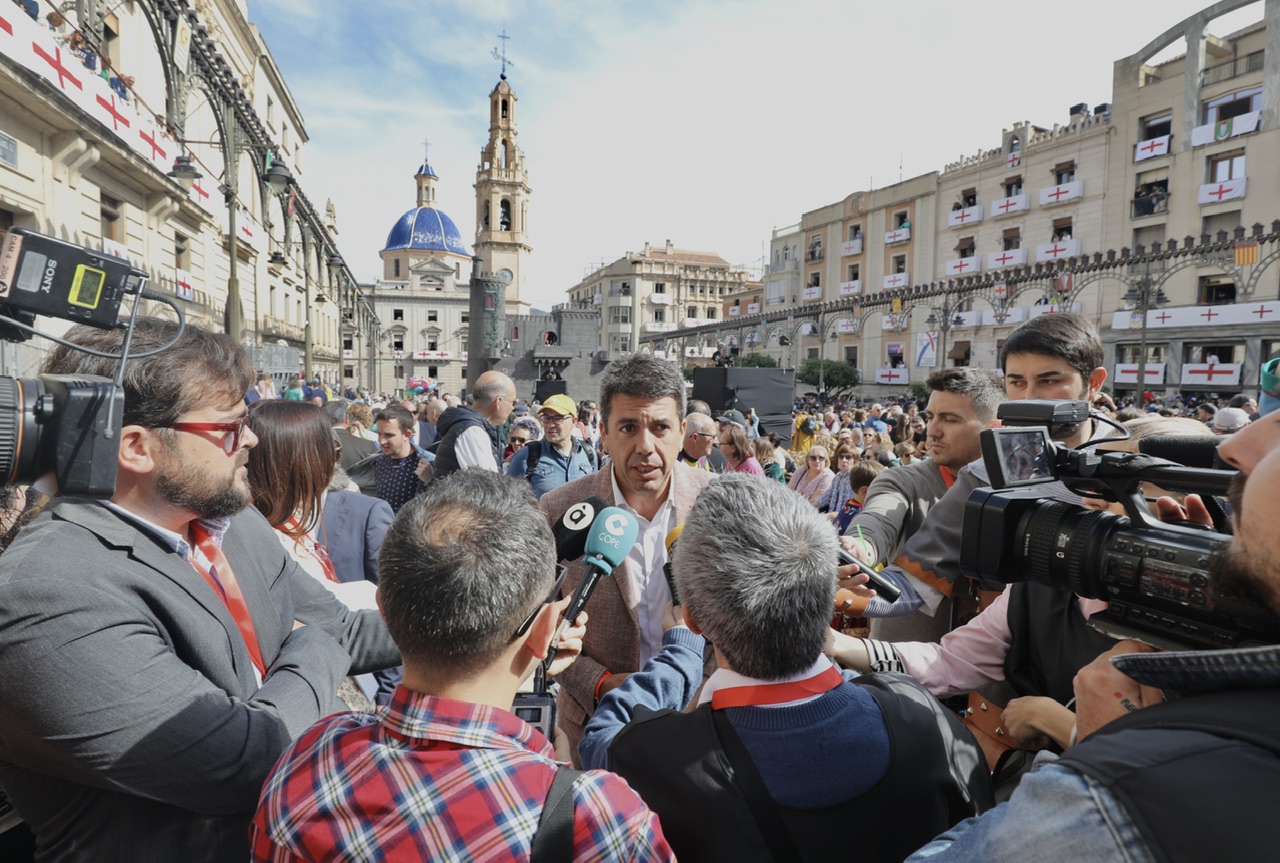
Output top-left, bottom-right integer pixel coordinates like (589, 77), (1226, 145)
(583, 507), (640, 574)
(1139, 435), (1222, 470)
(552, 496), (608, 562)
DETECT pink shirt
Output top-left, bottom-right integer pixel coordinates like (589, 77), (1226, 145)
(733, 456), (765, 476)
(893, 588), (1110, 699)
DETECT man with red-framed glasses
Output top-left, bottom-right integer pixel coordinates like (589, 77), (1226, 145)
(0, 318), (399, 862)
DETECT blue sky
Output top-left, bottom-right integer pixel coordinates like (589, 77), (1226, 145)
(251, 0), (1264, 311)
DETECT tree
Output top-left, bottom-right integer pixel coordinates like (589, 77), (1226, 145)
(909, 382), (929, 403)
(796, 358), (861, 402)
(737, 352), (778, 368)
(681, 364), (696, 382)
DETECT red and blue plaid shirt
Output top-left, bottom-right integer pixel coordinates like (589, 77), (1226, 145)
(251, 686), (674, 862)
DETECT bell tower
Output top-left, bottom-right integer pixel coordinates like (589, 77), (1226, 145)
(474, 60), (531, 307)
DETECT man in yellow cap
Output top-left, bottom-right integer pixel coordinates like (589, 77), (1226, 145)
(505, 393), (600, 498)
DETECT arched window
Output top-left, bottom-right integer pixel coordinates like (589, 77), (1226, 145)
(499, 200), (512, 231)
(783, 246), (790, 261)
(501, 139), (509, 169)
(501, 98), (508, 119)
(483, 201), (490, 228)
(1010, 135), (1021, 155)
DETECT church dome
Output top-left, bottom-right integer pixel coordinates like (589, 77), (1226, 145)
(382, 206), (470, 255)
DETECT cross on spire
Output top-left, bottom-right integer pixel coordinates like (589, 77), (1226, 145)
(492, 22), (515, 79)
(421, 137), (430, 162)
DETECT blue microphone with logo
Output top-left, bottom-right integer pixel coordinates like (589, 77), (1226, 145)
(544, 506), (640, 671)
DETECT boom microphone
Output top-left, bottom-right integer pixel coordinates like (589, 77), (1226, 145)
(1139, 435), (1223, 470)
(544, 506), (640, 670)
(552, 496), (608, 562)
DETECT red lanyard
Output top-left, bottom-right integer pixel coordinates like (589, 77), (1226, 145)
(281, 517), (339, 582)
(711, 665), (844, 710)
(189, 523), (267, 678)
(939, 463), (956, 489)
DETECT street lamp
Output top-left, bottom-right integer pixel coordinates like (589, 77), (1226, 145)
(925, 305), (967, 369)
(1121, 279), (1169, 408)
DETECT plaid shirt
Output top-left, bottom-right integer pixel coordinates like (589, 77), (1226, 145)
(251, 686), (673, 862)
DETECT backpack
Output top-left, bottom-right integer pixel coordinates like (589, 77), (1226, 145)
(800, 416), (820, 435)
(525, 439), (599, 480)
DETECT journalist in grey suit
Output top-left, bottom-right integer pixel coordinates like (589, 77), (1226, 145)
(0, 320), (399, 862)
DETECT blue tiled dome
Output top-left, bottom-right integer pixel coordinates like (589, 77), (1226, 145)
(383, 207), (470, 255)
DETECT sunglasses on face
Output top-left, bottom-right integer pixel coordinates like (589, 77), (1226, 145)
(809, 455), (827, 462)
(509, 437), (530, 446)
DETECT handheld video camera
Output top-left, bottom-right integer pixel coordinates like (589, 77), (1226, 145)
(0, 229), (152, 497)
(959, 399), (1280, 651)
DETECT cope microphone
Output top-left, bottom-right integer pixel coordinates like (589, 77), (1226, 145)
(552, 496), (609, 562)
(544, 506), (640, 671)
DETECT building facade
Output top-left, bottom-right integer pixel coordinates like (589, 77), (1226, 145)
(0, 0), (363, 382)
(645, 0), (1280, 404)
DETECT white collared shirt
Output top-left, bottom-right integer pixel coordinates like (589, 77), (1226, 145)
(696, 654), (840, 709)
(609, 467), (677, 664)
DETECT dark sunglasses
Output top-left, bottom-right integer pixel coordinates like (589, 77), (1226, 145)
(509, 437), (530, 445)
(513, 564), (568, 638)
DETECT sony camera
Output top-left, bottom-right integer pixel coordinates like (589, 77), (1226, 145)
(960, 399), (1280, 651)
(0, 229), (150, 497)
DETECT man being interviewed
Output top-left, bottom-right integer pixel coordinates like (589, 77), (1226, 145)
(539, 353), (714, 763)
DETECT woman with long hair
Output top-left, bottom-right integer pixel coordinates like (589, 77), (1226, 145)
(818, 443), (860, 518)
(754, 438), (786, 483)
(246, 401), (396, 704)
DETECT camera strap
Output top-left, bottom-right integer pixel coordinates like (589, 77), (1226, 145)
(529, 766), (581, 863)
(189, 522), (267, 679)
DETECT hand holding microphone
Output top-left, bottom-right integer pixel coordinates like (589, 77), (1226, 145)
(544, 505), (640, 672)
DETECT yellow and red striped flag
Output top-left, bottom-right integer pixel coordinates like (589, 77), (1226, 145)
(1235, 239), (1258, 266)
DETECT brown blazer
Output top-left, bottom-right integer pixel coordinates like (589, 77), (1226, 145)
(539, 460), (713, 758)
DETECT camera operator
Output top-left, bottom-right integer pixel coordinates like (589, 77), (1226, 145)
(904, 369), (1280, 861)
(252, 470), (674, 861)
(0, 320), (400, 862)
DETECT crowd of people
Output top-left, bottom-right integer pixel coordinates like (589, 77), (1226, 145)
(0, 309), (1276, 861)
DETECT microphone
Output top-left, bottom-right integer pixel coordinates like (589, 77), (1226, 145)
(1139, 435), (1223, 470)
(552, 496), (608, 562)
(837, 549), (901, 604)
(544, 507), (640, 670)
(662, 523), (685, 604)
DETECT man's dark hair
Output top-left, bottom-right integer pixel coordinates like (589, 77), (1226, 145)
(1228, 394), (1252, 409)
(1198, 403), (1218, 417)
(925, 367), (1005, 423)
(375, 404), (414, 434)
(41, 318), (253, 428)
(599, 353), (686, 426)
(377, 470), (555, 674)
(998, 313), (1104, 386)
(687, 399), (712, 417)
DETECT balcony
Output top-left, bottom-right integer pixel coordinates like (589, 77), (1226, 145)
(1198, 178), (1246, 205)
(768, 259), (799, 274)
(1133, 134), (1170, 162)
(1132, 188), (1170, 218)
(947, 205), (983, 229)
(592, 293), (604, 305)
(883, 272), (909, 290)
(945, 257), (981, 277)
(841, 238), (864, 256)
(411, 350), (457, 360)
(1036, 238), (1082, 262)
(1200, 50), (1264, 87)
(806, 246), (824, 262)
(342, 349), (354, 359)
(642, 321), (677, 333)
(884, 226), (911, 245)
(987, 248), (1027, 269)
(647, 292), (671, 304)
(801, 285), (823, 301)
(838, 280), (862, 296)
(262, 315), (304, 342)
(1038, 180), (1084, 206)
(1191, 111), (1260, 147)
(746, 302), (760, 314)
(991, 193), (1029, 217)
(728, 305), (741, 317)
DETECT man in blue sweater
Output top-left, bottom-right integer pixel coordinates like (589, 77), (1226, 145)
(579, 473), (992, 862)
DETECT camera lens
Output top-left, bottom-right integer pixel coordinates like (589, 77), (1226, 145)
(1022, 500), (1116, 597)
(0, 377), (44, 486)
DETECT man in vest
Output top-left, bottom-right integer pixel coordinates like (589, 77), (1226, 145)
(905, 356), (1280, 861)
(505, 394), (597, 498)
(432, 371), (516, 480)
(579, 473), (992, 862)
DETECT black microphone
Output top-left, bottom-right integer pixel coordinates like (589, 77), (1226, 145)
(837, 549), (902, 604)
(552, 496), (608, 562)
(1139, 435), (1223, 470)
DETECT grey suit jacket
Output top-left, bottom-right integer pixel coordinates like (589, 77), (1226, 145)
(539, 461), (713, 758)
(0, 499), (400, 862)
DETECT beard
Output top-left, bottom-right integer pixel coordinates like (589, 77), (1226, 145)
(155, 450), (251, 520)
(1208, 475), (1280, 617)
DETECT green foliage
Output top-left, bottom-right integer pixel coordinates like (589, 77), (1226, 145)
(796, 358), (861, 400)
(736, 352), (778, 368)
(681, 364), (696, 382)
(909, 382), (929, 402)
